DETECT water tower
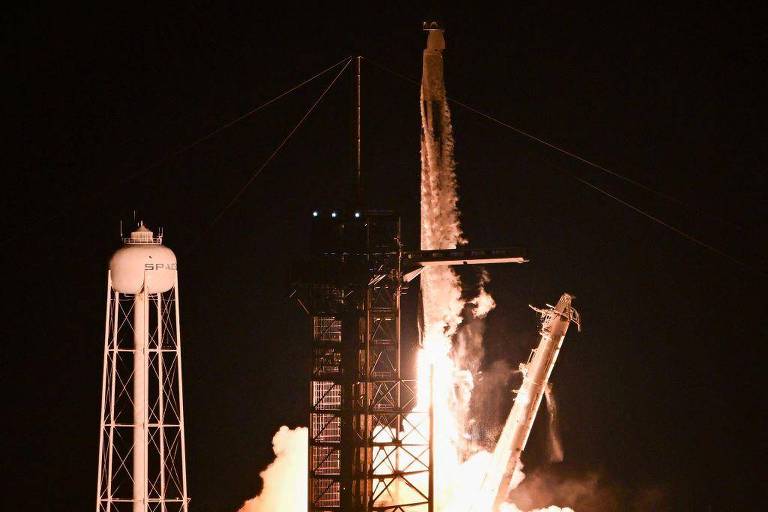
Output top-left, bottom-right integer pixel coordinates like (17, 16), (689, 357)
(96, 222), (190, 512)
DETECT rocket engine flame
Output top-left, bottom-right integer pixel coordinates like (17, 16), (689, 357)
(419, 23), (480, 508)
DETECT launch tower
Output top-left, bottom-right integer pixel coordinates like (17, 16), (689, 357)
(292, 210), (526, 512)
(293, 209), (429, 512)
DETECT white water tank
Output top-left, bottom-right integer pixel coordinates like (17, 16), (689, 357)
(109, 223), (177, 294)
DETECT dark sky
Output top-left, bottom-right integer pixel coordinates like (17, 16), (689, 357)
(3, 3), (766, 511)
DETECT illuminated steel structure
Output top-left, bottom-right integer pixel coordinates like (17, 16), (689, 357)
(96, 223), (189, 512)
(293, 211), (526, 512)
(294, 210), (426, 512)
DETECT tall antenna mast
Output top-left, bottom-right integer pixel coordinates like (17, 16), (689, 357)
(354, 55), (363, 206)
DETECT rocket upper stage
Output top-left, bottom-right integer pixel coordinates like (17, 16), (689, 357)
(422, 23), (446, 103)
(425, 24), (445, 51)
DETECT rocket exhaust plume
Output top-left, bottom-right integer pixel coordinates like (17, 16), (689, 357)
(419, 22), (474, 507)
(419, 24), (511, 511)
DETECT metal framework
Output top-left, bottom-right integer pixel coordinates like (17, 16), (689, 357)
(96, 273), (190, 512)
(295, 211), (432, 512)
(293, 210), (528, 512)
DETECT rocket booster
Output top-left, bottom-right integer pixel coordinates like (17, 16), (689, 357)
(478, 293), (580, 511)
(421, 22), (448, 146)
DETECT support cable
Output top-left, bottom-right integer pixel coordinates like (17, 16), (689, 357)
(1, 56), (352, 246)
(548, 161), (765, 276)
(185, 57), (354, 252)
(364, 57), (742, 230)
(365, 57), (761, 274)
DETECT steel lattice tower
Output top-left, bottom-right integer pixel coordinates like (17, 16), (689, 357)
(293, 210), (432, 512)
(96, 223), (190, 512)
(293, 211), (526, 512)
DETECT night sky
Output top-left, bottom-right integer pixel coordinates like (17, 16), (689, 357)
(4, 4), (766, 511)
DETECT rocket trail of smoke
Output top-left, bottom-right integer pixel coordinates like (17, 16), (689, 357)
(418, 29), (511, 512)
(419, 28), (476, 509)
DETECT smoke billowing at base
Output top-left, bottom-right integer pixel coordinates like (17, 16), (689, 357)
(239, 427), (307, 512)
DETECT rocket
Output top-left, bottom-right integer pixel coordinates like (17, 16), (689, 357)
(420, 22), (449, 163)
(477, 293), (581, 511)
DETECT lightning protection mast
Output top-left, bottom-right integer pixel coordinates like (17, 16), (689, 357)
(293, 55), (433, 512)
(96, 222), (190, 512)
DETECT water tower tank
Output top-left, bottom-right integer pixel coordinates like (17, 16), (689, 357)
(109, 222), (177, 294)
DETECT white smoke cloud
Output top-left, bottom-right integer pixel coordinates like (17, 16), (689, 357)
(469, 271), (496, 319)
(238, 426), (307, 512)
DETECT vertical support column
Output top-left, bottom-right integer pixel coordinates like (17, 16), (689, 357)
(308, 313), (344, 512)
(174, 275), (190, 512)
(395, 218), (403, 477)
(354, 55), (362, 205)
(362, 286), (372, 511)
(340, 303), (361, 512)
(428, 364), (435, 512)
(106, 289), (119, 512)
(157, 293), (166, 512)
(133, 288), (148, 512)
(96, 274), (112, 512)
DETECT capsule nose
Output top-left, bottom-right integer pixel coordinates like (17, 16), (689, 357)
(425, 27), (445, 51)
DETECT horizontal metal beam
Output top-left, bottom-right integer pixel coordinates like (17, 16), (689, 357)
(402, 247), (527, 281)
(404, 247), (527, 265)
